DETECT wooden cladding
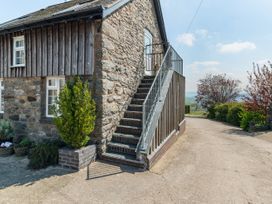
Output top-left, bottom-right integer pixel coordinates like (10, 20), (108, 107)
(0, 20), (94, 78)
(149, 72), (185, 155)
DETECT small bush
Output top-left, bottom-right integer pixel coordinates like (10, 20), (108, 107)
(0, 120), (14, 141)
(207, 106), (216, 119)
(215, 104), (229, 122)
(227, 103), (244, 126)
(185, 105), (191, 114)
(240, 111), (267, 132)
(15, 137), (32, 148)
(54, 76), (96, 149)
(28, 141), (59, 169)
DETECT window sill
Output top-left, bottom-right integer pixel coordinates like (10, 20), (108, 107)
(10, 65), (25, 68)
(40, 117), (54, 124)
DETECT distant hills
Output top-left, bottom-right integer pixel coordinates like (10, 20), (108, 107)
(185, 91), (245, 105)
(186, 92), (197, 105)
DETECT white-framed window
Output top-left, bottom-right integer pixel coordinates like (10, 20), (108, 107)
(0, 80), (4, 114)
(46, 77), (65, 118)
(13, 36), (25, 66)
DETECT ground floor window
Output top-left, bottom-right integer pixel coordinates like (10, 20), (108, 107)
(0, 80), (4, 113)
(46, 77), (65, 118)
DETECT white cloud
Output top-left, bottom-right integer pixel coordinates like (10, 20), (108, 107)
(195, 29), (209, 38)
(188, 61), (221, 75)
(190, 61), (220, 67)
(177, 33), (196, 47)
(217, 41), (256, 54)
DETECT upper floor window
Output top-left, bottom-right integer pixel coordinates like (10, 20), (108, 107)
(13, 36), (25, 67)
(46, 77), (65, 118)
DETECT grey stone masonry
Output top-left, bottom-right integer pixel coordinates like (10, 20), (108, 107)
(59, 145), (96, 170)
(96, 0), (164, 153)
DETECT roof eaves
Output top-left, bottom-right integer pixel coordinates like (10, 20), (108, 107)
(153, 0), (168, 47)
(103, 0), (132, 18)
(0, 5), (104, 34)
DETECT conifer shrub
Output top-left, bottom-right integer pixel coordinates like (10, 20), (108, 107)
(54, 76), (96, 149)
(28, 141), (59, 169)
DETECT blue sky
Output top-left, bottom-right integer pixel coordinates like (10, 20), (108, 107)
(0, 0), (271, 92)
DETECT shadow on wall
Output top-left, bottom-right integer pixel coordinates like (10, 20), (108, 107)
(0, 156), (74, 190)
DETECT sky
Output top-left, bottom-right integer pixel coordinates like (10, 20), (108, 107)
(0, 0), (271, 92)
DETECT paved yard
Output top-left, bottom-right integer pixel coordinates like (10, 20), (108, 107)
(1, 118), (272, 204)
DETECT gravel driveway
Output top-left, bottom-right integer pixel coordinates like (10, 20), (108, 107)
(1, 118), (272, 204)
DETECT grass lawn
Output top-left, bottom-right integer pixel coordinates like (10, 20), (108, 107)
(186, 111), (207, 118)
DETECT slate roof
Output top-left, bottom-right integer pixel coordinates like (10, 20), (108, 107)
(0, 0), (119, 32)
(0, 0), (167, 44)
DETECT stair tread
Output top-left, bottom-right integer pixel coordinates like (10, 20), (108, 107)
(113, 133), (140, 139)
(102, 152), (144, 166)
(117, 125), (142, 130)
(125, 110), (143, 114)
(129, 104), (143, 107)
(108, 142), (136, 149)
(121, 118), (142, 122)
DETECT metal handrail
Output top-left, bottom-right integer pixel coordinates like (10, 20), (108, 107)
(136, 45), (183, 154)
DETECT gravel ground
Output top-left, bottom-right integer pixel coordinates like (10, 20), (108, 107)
(0, 118), (272, 204)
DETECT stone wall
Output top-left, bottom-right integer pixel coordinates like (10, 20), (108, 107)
(3, 76), (93, 142)
(97, 0), (164, 152)
(3, 77), (57, 142)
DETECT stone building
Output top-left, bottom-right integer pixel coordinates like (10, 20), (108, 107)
(0, 0), (185, 168)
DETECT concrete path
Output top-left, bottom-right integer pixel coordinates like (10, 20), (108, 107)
(1, 118), (272, 204)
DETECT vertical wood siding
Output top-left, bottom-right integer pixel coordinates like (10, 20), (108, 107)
(0, 20), (94, 78)
(149, 72), (185, 155)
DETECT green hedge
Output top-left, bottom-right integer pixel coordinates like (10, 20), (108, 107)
(185, 105), (191, 114)
(240, 111), (267, 132)
(210, 102), (269, 132)
(207, 106), (216, 119)
(215, 104), (229, 122)
(227, 104), (244, 126)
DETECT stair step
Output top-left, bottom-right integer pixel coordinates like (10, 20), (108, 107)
(143, 76), (155, 80)
(124, 111), (143, 119)
(131, 99), (145, 105)
(134, 93), (148, 99)
(128, 105), (143, 112)
(139, 83), (152, 88)
(141, 79), (154, 84)
(112, 133), (140, 145)
(107, 142), (136, 156)
(137, 88), (150, 93)
(116, 125), (142, 136)
(101, 152), (145, 168)
(120, 118), (142, 127)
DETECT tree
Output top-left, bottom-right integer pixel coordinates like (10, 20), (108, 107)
(196, 74), (241, 109)
(244, 62), (272, 116)
(54, 76), (96, 149)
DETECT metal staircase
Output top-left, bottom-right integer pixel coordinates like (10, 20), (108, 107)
(101, 76), (155, 168)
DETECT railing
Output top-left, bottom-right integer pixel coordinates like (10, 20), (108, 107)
(137, 45), (183, 154)
(144, 43), (165, 74)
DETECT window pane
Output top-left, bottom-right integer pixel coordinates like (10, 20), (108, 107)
(16, 51), (20, 58)
(48, 79), (56, 86)
(15, 40), (24, 48)
(0, 80), (3, 113)
(48, 105), (55, 116)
